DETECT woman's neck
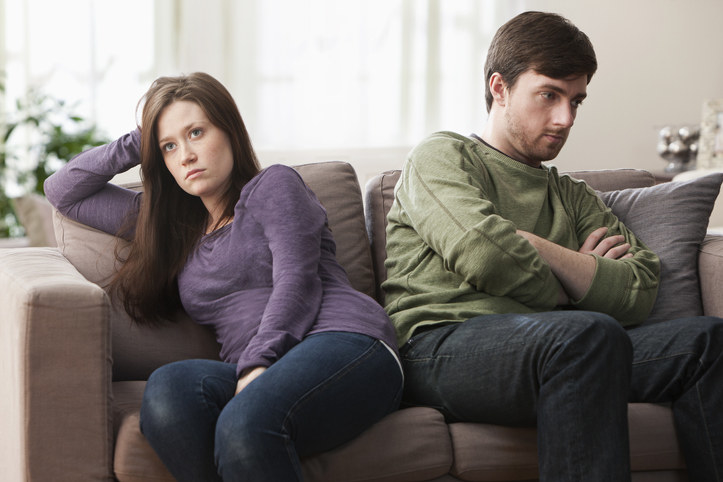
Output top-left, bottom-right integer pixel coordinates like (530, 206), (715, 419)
(206, 214), (233, 234)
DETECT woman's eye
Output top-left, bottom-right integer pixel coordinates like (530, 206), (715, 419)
(163, 142), (176, 152)
(191, 128), (202, 138)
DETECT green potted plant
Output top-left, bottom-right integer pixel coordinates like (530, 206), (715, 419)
(0, 78), (108, 238)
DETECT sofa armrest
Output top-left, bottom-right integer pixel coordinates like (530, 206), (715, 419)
(0, 248), (113, 481)
(699, 234), (723, 318)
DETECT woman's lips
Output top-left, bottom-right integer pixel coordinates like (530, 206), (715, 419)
(186, 169), (204, 180)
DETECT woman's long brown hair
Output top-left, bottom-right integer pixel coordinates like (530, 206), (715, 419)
(110, 73), (260, 324)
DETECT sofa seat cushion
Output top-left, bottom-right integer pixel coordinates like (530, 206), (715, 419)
(448, 423), (537, 481)
(301, 406), (453, 481)
(448, 403), (685, 481)
(113, 382), (173, 482)
(113, 381), (453, 482)
(627, 403), (686, 471)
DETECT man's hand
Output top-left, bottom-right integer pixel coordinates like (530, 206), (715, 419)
(579, 227), (632, 259)
(235, 366), (267, 395)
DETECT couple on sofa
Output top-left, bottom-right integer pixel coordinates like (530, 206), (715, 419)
(44, 11), (723, 482)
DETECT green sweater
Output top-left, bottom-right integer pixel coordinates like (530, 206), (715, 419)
(383, 132), (660, 346)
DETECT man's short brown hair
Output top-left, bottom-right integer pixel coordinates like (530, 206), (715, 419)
(484, 11), (597, 112)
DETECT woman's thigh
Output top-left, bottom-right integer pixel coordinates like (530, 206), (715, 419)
(218, 332), (403, 457)
(140, 359), (238, 482)
(142, 358), (237, 423)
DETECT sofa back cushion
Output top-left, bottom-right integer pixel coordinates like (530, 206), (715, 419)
(598, 173), (723, 323)
(363, 168), (656, 305)
(293, 161), (376, 298)
(12, 193), (57, 247)
(364, 170), (402, 303)
(563, 169), (656, 192)
(53, 161), (374, 381)
(54, 213), (222, 381)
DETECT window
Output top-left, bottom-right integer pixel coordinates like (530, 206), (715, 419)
(2, 0), (520, 185)
(2, 0), (154, 137)
(155, 0), (513, 151)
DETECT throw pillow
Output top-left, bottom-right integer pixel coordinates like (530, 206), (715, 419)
(598, 173), (723, 324)
(12, 193), (57, 247)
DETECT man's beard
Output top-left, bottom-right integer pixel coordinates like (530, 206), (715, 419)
(505, 109), (568, 164)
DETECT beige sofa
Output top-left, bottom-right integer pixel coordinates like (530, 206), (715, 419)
(1, 161), (721, 481)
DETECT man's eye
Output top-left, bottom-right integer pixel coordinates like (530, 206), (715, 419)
(572, 99), (584, 108)
(541, 92), (554, 100)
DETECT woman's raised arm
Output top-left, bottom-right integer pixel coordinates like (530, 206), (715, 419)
(44, 128), (143, 238)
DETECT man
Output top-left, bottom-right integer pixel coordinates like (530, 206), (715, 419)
(383, 11), (722, 481)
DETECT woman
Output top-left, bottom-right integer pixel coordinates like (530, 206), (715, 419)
(44, 72), (402, 481)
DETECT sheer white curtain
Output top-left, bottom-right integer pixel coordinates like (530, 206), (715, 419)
(1, 0), (154, 189)
(159, 0), (519, 152)
(152, 0), (521, 179)
(2, 0), (154, 138)
(2, 0), (521, 183)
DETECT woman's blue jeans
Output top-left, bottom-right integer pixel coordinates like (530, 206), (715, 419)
(400, 311), (723, 482)
(140, 332), (402, 482)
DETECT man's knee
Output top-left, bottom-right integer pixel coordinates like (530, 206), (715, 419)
(551, 311), (632, 366)
(669, 316), (723, 362)
(578, 311), (629, 342)
(685, 315), (723, 339)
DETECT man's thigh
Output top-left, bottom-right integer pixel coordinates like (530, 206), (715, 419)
(627, 316), (723, 402)
(400, 310), (625, 424)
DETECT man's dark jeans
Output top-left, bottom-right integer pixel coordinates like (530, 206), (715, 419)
(400, 311), (723, 481)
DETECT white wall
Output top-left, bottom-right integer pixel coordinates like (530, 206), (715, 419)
(253, 1), (723, 181)
(527, 0), (723, 174)
(257, 1), (723, 182)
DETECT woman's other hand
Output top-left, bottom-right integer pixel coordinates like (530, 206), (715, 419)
(235, 366), (267, 395)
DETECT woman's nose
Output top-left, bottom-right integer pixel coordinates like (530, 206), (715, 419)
(179, 142), (197, 165)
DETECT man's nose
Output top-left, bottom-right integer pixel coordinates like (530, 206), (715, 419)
(553, 103), (576, 128)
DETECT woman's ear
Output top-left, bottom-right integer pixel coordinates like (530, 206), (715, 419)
(488, 72), (508, 108)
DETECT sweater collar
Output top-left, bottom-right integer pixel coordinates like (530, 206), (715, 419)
(469, 133), (547, 171)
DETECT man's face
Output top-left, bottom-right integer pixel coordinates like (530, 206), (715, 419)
(499, 70), (588, 167)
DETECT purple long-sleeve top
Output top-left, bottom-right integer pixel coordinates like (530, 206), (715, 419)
(44, 129), (399, 376)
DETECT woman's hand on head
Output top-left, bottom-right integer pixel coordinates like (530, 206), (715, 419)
(235, 366), (267, 395)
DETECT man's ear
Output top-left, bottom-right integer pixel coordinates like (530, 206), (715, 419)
(489, 72), (508, 107)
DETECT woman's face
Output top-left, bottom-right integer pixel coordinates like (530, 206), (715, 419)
(157, 100), (234, 216)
